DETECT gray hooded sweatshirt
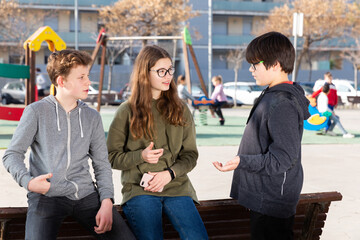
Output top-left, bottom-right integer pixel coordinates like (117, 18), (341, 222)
(3, 95), (114, 202)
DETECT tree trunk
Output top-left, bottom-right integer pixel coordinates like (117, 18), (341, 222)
(234, 68), (238, 107)
(307, 51), (312, 82)
(354, 63), (358, 96)
(294, 37), (310, 81)
(108, 61), (113, 94)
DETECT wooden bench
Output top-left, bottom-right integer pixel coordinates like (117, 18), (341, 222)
(347, 96), (360, 108)
(0, 191), (342, 240)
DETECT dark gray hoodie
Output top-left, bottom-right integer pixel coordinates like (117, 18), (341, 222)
(2, 95), (114, 202)
(230, 82), (310, 218)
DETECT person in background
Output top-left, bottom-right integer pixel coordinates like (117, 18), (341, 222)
(213, 32), (310, 240)
(36, 68), (47, 97)
(107, 45), (208, 240)
(177, 75), (195, 102)
(210, 75), (227, 125)
(2, 50), (135, 240)
(312, 72), (337, 110)
(317, 84), (354, 138)
(312, 72), (337, 131)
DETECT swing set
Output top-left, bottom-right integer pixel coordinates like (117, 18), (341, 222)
(90, 27), (211, 112)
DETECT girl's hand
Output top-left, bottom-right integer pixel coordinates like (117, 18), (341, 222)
(212, 156), (240, 172)
(142, 142), (164, 164)
(28, 173), (52, 194)
(144, 171), (172, 192)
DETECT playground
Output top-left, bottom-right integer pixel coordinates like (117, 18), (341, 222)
(1, 106), (360, 239)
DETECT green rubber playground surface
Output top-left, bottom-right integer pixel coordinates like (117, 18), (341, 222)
(1, 112), (359, 149)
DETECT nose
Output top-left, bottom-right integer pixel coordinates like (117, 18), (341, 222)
(86, 76), (91, 85)
(249, 66), (254, 72)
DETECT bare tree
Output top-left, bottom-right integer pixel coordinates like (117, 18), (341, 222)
(257, 0), (358, 81)
(342, 39), (360, 95)
(0, 1), (48, 64)
(98, 0), (197, 46)
(106, 40), (130, 93)
(224, 48), (246, 107)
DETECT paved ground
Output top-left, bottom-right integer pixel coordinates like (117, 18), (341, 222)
(1, 106), (359, 239)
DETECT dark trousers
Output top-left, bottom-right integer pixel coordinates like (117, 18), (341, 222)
(25, 192), (135, 240)
(212, 101), (226, 120)
(250, 211), (294, 240)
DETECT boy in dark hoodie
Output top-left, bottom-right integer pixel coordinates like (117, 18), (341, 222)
(2, 50), (135, 240)
(213, 32), (310, 239)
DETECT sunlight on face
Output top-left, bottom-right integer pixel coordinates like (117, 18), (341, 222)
(149, 58), (173, 99)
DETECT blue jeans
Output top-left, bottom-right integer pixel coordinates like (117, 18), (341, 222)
(328, 114), (348, 134)
(25, 192), (135, 240)
(122, 195), (208, 240)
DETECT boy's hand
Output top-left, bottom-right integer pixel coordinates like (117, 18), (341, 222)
(142, 142), (163, 164)
(213, 156), (240, 172)
(94, 198), (113, 234)
(28, 173), (52, 194)
(144, 171), (171, 192)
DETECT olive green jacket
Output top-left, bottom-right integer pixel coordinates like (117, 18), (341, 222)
(107, 100), (199, 204)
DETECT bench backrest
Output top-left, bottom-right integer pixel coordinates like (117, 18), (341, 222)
(0, 191), (342, 240)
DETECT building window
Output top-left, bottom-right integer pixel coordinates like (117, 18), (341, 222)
(70, 11), (81, 32)
(44, 14), (58, 31)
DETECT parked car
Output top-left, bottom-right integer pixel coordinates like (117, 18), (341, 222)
(298, 82), (314, 96)
(83, 82), (123, 106)
(1, 73), (52, 105)
(223, 81), (266, 105)
(313, 79), (360, 104)
(1, 81), (26, 105)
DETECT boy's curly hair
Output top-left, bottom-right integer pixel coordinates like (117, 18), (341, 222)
(46, 49), (92, 86)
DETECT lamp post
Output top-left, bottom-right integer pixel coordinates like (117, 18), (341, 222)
(208, 0), (212, 96)
(74, 0), (78, 50)
(292, 12), (303, 82)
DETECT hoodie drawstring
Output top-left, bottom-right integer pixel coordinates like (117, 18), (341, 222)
(55, 102), (61, 131)
(78, 108), (84, 138)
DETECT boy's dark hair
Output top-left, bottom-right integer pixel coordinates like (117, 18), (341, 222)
(46, 49), (92, 86)
(246, 31), (295, 74)
(324, 72), (332, 78)
(322, 83), (330, 94)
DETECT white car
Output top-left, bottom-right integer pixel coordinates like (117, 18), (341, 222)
(84, 82), (122, 106)
(223, 81), (265, 105)
(313, 79), (360, 104)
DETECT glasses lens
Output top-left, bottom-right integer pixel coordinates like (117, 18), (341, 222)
(251, 64), (256, 71)
(169, 67), (175, 76)
(158, 69), (166, 77)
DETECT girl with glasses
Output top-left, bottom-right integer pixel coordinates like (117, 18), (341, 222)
(107, 45), (208, 240)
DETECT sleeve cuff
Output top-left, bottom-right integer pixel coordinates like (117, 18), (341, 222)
(20, 175), (33, 191)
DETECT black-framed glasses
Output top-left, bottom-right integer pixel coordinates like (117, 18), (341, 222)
(149, 67), (175, 78)
(250, 61), (264, 71)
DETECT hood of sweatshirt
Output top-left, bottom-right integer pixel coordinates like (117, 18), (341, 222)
(266, 82), (311, 120)
(247, 82), (310, 124)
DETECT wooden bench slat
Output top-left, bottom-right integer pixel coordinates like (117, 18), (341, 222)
(0, 191), (342, 240)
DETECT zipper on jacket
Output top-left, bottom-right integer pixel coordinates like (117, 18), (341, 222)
(65, 112), (79, 199)
(281, 172), (287, 196)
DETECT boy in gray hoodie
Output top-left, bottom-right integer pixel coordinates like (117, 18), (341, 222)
(213, 32), (310, 239)
(2, 50), (135, 240)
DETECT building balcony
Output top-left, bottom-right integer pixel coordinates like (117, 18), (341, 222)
(17, 0), (116, 7)
(213, 0), (284, 13)
(213, 35), (254, 46)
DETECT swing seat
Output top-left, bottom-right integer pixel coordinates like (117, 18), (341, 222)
(303, 105), (331, 131)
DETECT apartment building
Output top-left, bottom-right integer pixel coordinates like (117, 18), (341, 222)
(188, 0), (354, 85)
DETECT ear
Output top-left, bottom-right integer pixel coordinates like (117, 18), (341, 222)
(272, 61), (281, 71)
(56, 76), (65, 87)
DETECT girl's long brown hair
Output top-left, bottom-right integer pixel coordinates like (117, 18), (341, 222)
(129, 45), (185, 140)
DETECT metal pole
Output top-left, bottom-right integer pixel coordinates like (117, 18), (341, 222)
(292, 34), (297, 82)
(74, 0), (78, 50)
(208, 0), (212, 96)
